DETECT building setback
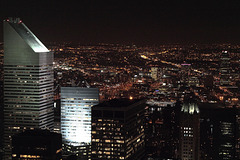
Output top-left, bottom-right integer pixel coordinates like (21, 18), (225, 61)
(91, 98), (146, 160)
(3, 17), (54, 159)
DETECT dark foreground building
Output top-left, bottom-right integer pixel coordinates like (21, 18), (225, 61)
(145, 103), (180, 160)
(200, 106), (237, 160)
(179, 102), (200, 160)
(12, 130), (62, 160)
(91, 98), (146, 160)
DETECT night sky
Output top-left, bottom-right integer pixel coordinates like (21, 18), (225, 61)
(1, 0), (240, 44)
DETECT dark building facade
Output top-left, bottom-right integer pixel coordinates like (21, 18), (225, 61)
(179, 103), (200, 160)
(145, 103), (180, 160)
(12, 130), (62, 160)
(200, 107), (237, 160)
(0, 81), (3, 159)
(91, 99), (146, 160)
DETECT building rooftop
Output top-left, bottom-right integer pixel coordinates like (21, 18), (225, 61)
(5, 17), (49, 53)
(94, 98), (144, 108)
(181, 103), (200, 114)
(13, 129), (59, 137)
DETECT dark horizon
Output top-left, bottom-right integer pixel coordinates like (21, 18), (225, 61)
(1, 0), (240, 45)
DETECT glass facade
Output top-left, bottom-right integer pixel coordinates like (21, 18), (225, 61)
(91, 99), (146, 160)
(60, 87), (99, 155)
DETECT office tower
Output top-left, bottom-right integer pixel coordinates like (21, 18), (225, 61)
(180, 63), (191, 87)
(200, 107), (237, 160)
(3, 18), (54, 159)
(145, 103), (180, 159)
(91, 99), (146, 160)
(179, 102), (200, 160)
(61, 87), (99, 158)
(151, 67), (159, 81)
(0, 81), (3, 159)
(12, 130), (62, 160)
(203, 75), (214, 89)
(220, 51), (231, 86)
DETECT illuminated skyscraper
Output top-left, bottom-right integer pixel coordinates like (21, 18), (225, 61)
(60, 87), (99, 158)
(220, 51), (231, 86)
(151, 67), (159, 81)
(91, 99), (146, 160)
(3, 18), (54, 159)
(179, 102), (200, 160)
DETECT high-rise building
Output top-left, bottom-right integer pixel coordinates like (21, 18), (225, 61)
(179, 102), (200, 160)
(220, 51), (231, 86)
(180, 63), (191, 86)
(200, 107), (237, 160)
(0, 81), (4, 159)
(91, 98), (146, 160)
(151, 67), (159, 81)
(61, 87), (99, 158)
(3, 18), (54, 159)
(12, 129), (62, 160)
(145, 102), (180, 159)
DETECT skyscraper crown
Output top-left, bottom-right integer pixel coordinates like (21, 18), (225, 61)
(181, 103), (200, 114)
(4, 17), (49, 53)
(5, 17), (22, 23)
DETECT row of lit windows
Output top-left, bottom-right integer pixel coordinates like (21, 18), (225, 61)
(92, 155), (124, 159)
(62, 101), (96, 104)
(92, 139), (124, 143)
(12, 154), (40, 158)
(63, 98), (98, 100)
(61, 104), (92, 107)
(61, 113), (90, 116)
(5, 79), (52, 83)
(92, 131), (122, 136)
(61, 122), (91, 125)
(183, 127), (193, 130)
(184, 134), (193, 137)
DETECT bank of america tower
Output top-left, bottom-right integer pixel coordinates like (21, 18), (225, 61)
(3, 18), (54, 159)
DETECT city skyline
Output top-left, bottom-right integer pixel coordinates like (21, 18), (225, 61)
(1, 16), (240, 159)
(1, 0), (240, 44)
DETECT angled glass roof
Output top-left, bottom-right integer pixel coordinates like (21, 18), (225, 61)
(9, 21), (49, 53)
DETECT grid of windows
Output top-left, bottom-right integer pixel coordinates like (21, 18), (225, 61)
(3, 18), (54, 160)
(180, 103), (200, 160)
(91, 99), (146, 160)
(4, 65), (54, 158)
(61, 87), (99, 155)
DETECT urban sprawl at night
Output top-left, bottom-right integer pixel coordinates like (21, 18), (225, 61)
(1, 1), (240, 159)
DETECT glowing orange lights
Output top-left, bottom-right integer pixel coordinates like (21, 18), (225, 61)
(219, 96), (224, 101)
